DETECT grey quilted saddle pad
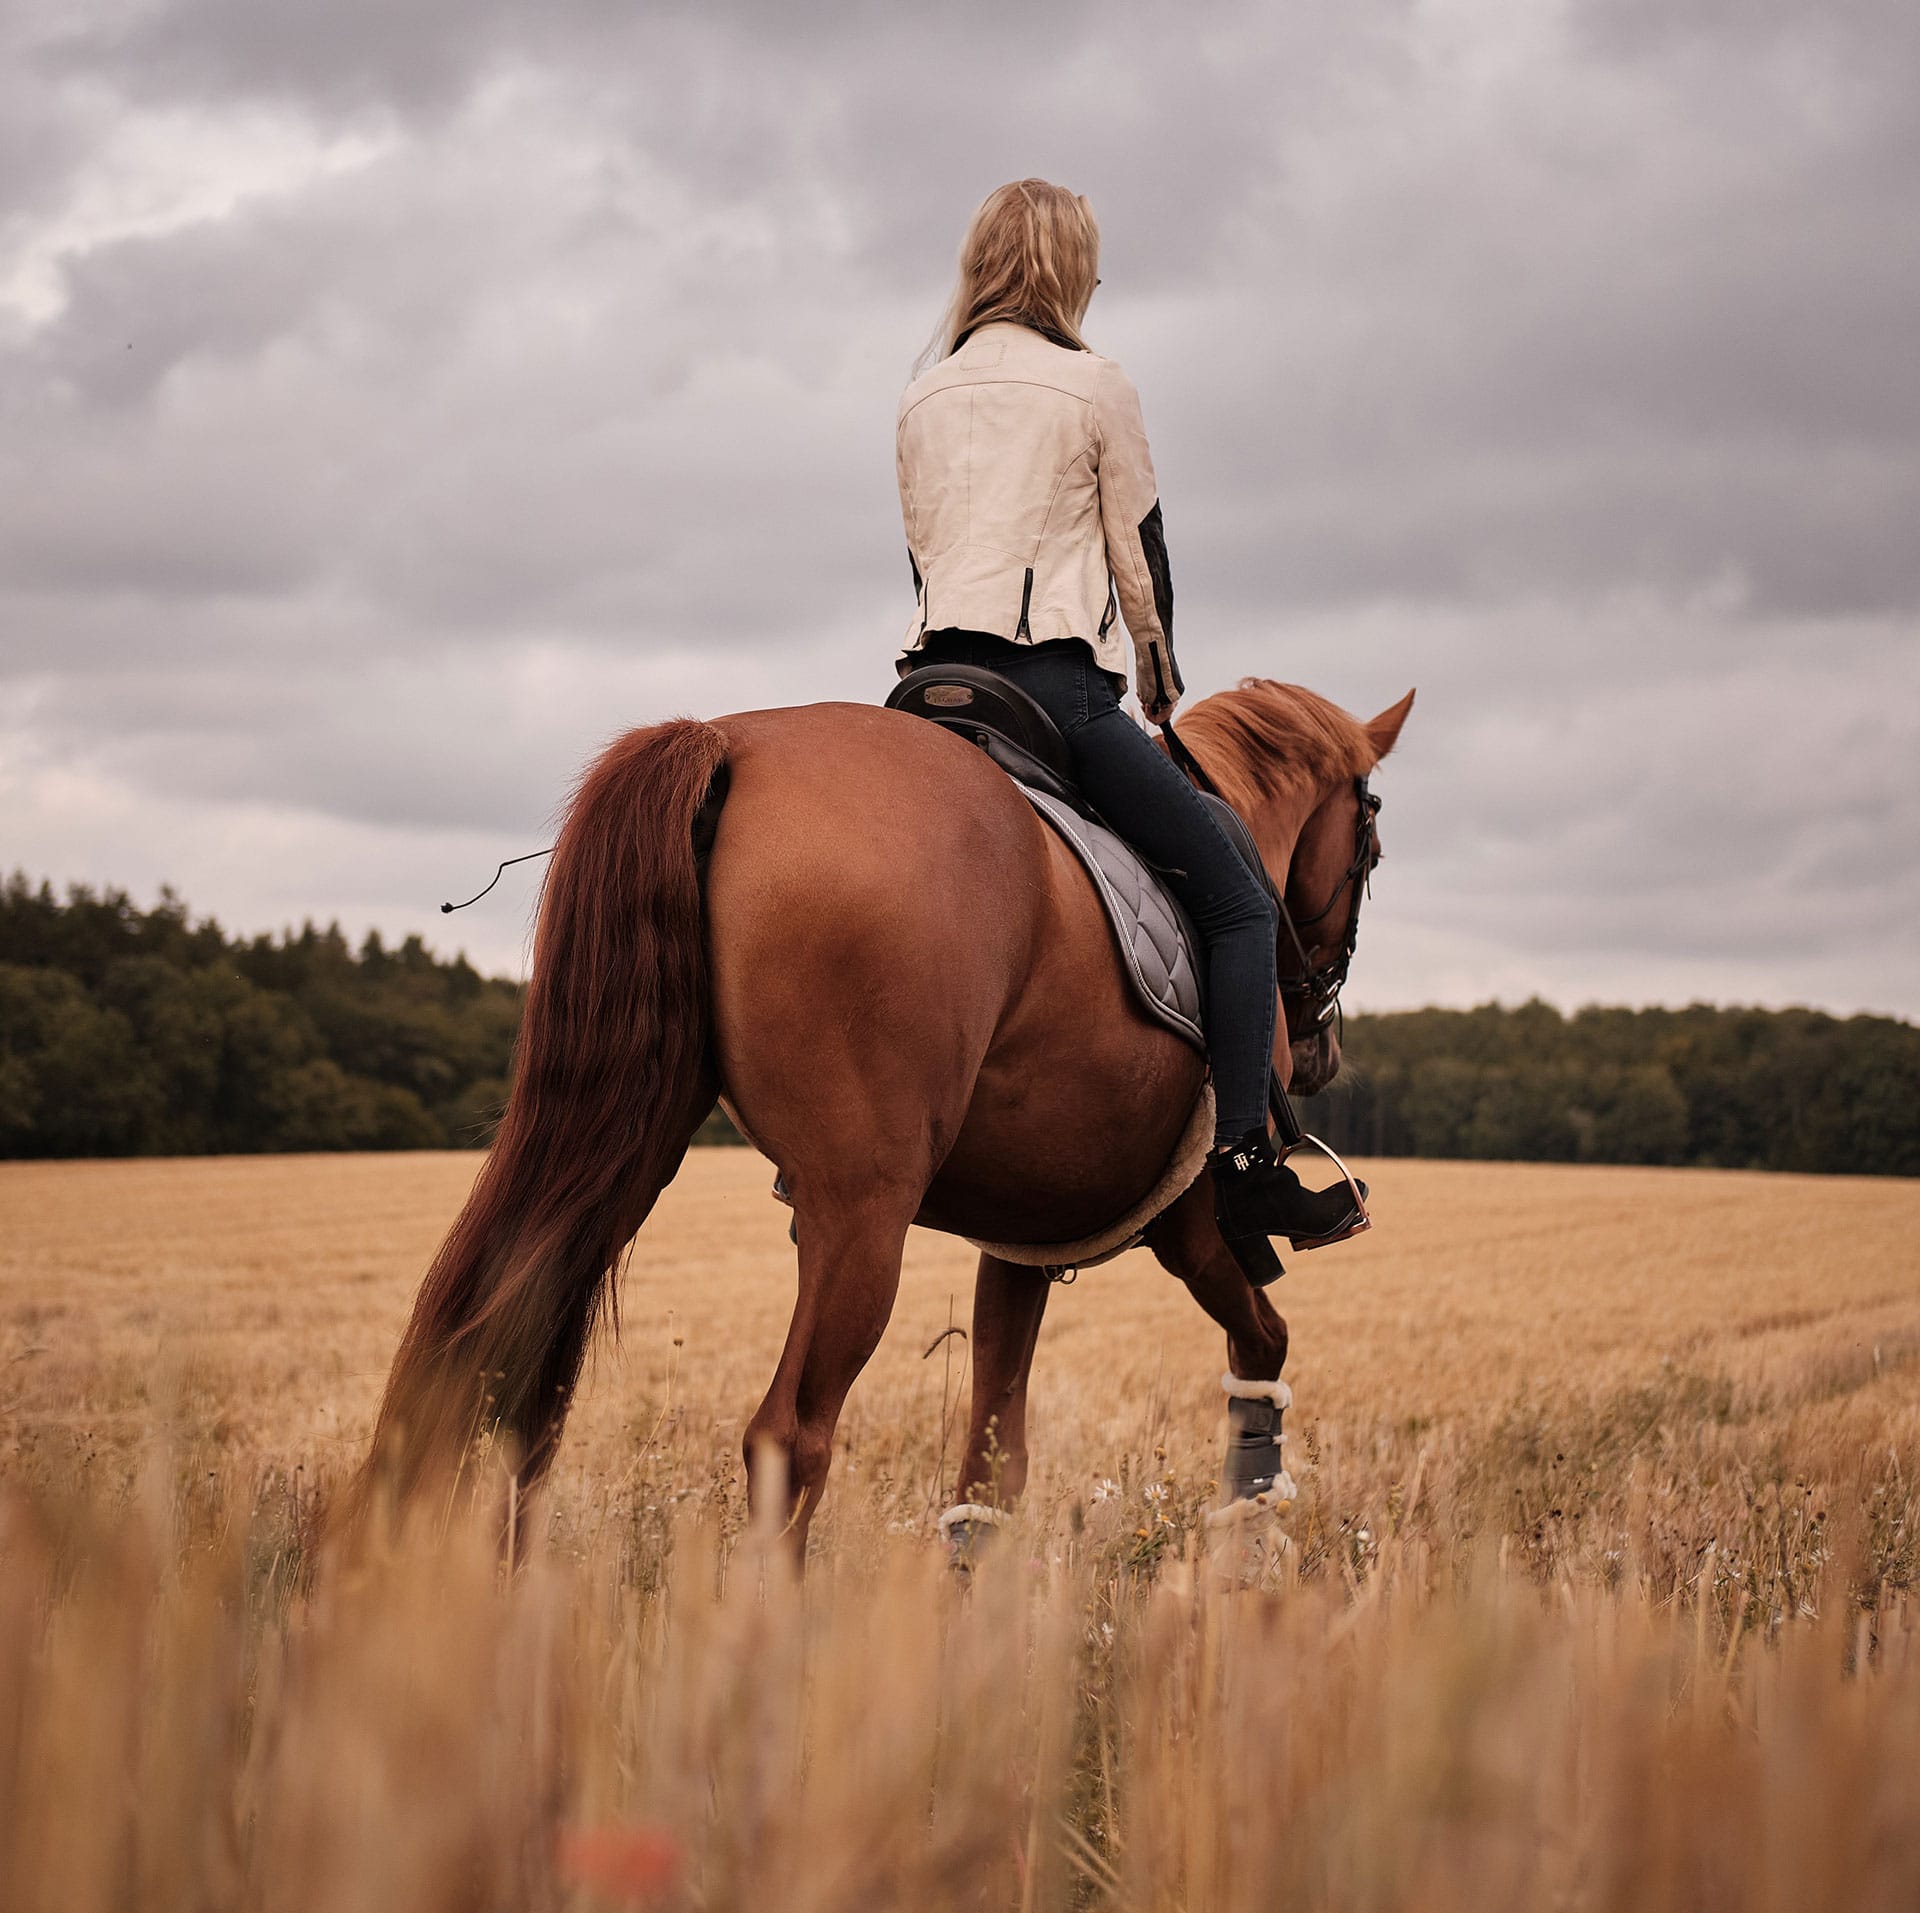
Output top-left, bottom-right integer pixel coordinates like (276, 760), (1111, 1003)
(1021, 787), (1205, 1051)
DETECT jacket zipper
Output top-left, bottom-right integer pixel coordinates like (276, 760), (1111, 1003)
(1149, 641), (1171, 707)
(1014, 567), (1034, 642)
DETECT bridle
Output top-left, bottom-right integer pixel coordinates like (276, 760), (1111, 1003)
(1274, 773), (1381, 1033)
(1160, 718), (1382, 1034)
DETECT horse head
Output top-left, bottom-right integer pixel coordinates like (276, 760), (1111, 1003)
(1176, 681), (1415, 1097)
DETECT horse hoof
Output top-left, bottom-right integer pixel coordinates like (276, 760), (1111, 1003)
(1205, 1498), (1294, 1587)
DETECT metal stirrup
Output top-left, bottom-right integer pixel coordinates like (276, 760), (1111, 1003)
(1269, 1067), (1371, 1250)
(1283, 1133), (1372, 1250)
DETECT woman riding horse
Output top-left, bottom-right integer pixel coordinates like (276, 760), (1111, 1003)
(897, 179), (1367, 1263)
(347, 187), (1412, 1553)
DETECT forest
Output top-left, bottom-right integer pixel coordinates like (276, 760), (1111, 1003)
(3, 876), (1915, 1174)
(1297, 997), (1920, 1177)
(0, 876), (521, 1157)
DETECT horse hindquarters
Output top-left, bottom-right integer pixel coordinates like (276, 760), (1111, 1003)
(349, 720), (730, 1527)
(704, 708), (1048, 1541)
(700, 703), (1197, 1542)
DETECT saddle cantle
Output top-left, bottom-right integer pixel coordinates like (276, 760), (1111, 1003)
(887, 663), (1209, 1050)
(885, 663), (1078, 805)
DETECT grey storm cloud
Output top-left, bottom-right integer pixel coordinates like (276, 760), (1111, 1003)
(3, 0), (1917, 1012)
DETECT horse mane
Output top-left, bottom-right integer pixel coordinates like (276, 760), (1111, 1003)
(1175, 679), (1377, 816)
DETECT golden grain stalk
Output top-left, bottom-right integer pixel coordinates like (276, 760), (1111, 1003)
(1, 1151), (1916, 1909)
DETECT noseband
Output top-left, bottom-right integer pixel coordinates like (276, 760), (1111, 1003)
(1160, 719), (1381, 1033)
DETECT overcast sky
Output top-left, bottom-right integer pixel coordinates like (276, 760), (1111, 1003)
(4, 0), (1917, 1016)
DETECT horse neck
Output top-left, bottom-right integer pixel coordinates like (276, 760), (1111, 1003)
(1238, 777), (1327, 896)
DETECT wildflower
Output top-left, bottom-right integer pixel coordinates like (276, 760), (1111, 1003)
(1092, 1477), (1120, 1503)
(1143, 1482), (1169, 1504)
(558, 1822), (682, 1903)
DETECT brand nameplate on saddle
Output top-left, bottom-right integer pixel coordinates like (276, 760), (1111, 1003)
(1021, 788), (1205, 1051)
(923, 685), (975, 708)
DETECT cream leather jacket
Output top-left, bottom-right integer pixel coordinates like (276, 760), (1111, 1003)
(896, 321), (1183, 715)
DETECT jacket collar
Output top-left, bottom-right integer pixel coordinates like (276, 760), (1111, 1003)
(955, 317), (1085, 355)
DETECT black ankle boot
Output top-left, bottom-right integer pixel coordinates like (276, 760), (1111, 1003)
(1208, 1127), (1369, 1251)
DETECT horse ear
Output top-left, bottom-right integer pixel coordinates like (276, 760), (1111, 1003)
(1365, 689), (1415, 762)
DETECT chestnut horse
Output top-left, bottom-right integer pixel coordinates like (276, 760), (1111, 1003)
(354, 679), (1412, 1542)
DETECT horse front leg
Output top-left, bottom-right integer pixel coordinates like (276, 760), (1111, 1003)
(1143, 1180), (1293, 1511)
(942, 1255), (1051, 1553)
(1143, 1178), (1288, 1380)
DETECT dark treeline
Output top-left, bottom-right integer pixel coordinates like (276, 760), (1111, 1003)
(0, 875), (524, 1157)
(1300, 999), (1920, 1177)
(3, 878), (1915, 1173)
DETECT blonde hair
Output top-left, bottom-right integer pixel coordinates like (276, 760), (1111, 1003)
(924, 179), (1101, 368)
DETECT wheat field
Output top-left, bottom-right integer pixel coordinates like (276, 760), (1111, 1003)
(2, 1148), (1918, 1911)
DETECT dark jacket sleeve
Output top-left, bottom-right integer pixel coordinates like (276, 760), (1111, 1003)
(1093, 360), (1183, 711)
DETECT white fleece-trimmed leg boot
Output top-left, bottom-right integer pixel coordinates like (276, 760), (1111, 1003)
(1205, 1373), (1296, 1530)
(937, 1501), (1009, 1570)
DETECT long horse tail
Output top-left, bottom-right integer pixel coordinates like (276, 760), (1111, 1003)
(350, 717), (730, 1524)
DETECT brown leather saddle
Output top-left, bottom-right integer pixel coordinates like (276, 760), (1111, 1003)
(886, 663), (1278, 911)
(888, 664), (1204, 1049)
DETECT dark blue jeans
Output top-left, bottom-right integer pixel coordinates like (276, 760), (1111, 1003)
(921, 634), (1279, 1139)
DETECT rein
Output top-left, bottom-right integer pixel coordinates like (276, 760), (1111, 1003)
(1159, 717), (1381, 1032)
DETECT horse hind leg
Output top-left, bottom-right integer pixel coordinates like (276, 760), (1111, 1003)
(742, 1182), (918, 1553)
(940, 1255), (1051, 1557)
